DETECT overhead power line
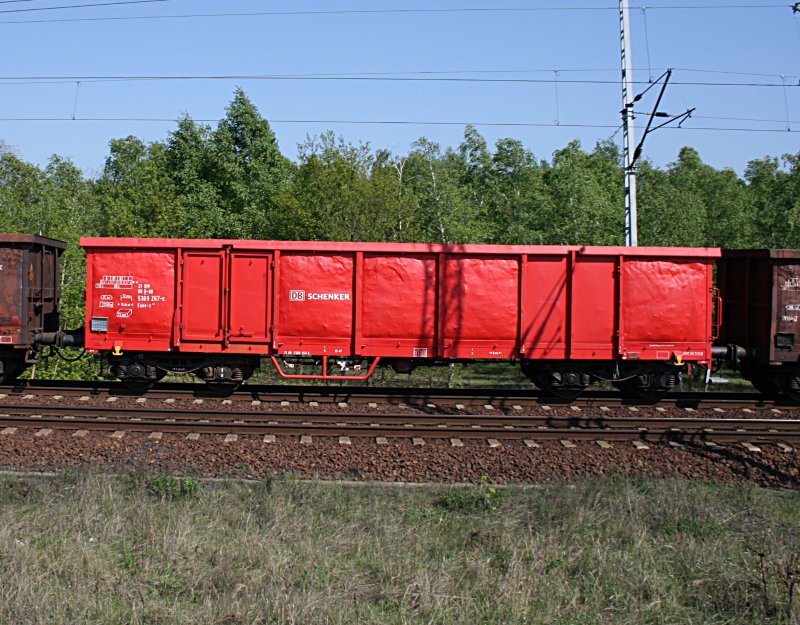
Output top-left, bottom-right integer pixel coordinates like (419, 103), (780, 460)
(0, 0), (175, 13)
(2, 66), (796, 83)
(674, 67), (800, 80)
(0, 116), (797, 133)
(0, 4), (792, 25)
(0, 3), (789, 14)
(0, 74), (795, 88)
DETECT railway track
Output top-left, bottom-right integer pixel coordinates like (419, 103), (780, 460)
(1, 401), (798, 446)
(0, 379), (791, 409)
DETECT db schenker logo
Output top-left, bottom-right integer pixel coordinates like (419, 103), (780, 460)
(289, 290), (351, 302)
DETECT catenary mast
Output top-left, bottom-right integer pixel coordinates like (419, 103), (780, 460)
(620, 0), (638, 246)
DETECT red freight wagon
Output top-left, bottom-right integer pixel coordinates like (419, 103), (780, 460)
(81, 238), (720, 397)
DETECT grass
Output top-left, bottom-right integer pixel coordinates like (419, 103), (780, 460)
(0, 472), (799, 624)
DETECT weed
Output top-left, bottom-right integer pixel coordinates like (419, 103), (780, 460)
(435, 477), (506, 513)
(118, 541), (142, 574)
(0, 478), (39, 505)
(747, 527), (800, 621)
(145, 474), (202, 500)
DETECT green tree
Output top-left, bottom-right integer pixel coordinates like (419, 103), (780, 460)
(745, 152), (800, 248)
(0, 152), (48, 234)
(208, 89), (293, 239)
(544, 139), (623, 245)
(164, 115), (221, 238)
(286, 132), (413, 242)
(402, 136), (479, 244)
(95, 136), (181, 237)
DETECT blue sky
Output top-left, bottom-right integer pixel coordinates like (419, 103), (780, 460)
(0, 0), (798, 177)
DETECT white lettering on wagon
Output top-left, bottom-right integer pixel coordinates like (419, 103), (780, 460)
(96, 275), (134, 289)
(781, 277), (800, 291)
(93, 278), (167, 320)
(783, 315), (798, 323)
(289, 290), (350, 302)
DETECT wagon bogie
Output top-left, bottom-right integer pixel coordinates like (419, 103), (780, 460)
(529, 368), (592, 400)
(778, 369), (800, 402)
(522, 359), (682, 400)
(194, 360), (257, 392)
(102, 351), (258, 392)
(0, 352), (26, 385)
(611, 367), (681, 401)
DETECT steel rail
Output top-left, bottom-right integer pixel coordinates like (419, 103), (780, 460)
(0, 413), (799, 443)
(0, 404), (799, 444)
(2, 403), (800, 431)
(0, 379), (791, 408)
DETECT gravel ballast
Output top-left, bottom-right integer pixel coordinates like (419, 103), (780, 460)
(0, 428), (797, 487)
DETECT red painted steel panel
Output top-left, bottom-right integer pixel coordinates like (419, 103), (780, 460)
(182, 252), (224, 341)
(522, 255), (568, 358)
(622, 260), (710, 348)
(85, 250), (175, 350)
(361, 254), (436, 353)
(81, 237), (720, 258)
(229, 253), (271, 343)
(276, 252), (354, 353)
(570, 258), (616, 358)
(443, 256), (519, 358)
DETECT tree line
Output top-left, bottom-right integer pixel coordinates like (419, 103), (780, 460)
(1, 88), (799, 329)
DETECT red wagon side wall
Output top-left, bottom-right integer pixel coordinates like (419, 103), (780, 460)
(82, 238), (719, 366)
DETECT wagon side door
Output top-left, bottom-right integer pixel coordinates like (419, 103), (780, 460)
(773, 261), (800, 363)
(228, 252), (272, 344)
(180, 250), (226, 343)
(0, 246), (24, 346)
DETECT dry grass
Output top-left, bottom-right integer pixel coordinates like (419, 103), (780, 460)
(0, 472), (798, 624)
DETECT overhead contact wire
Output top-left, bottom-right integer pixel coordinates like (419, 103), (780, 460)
(0, 0), (174, 13)
(0, 4), (791, 25)
(0, 116), (797, 133)
(0, 74), (795, 88)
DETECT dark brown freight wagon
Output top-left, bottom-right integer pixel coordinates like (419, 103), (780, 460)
(0, 234), (67, 383)
(718, 249), (800, 399)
